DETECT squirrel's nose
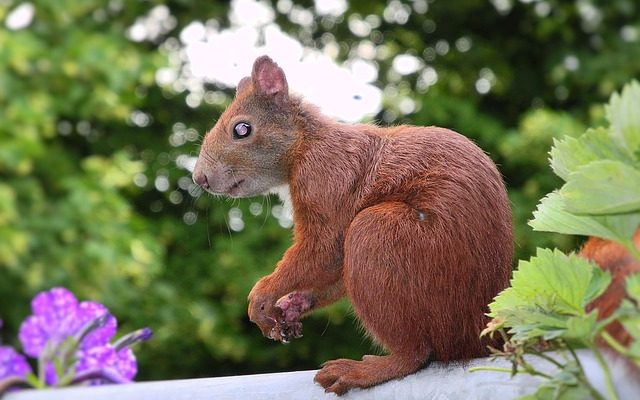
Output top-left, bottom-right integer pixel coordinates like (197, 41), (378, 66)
(193, 170), (210, 190)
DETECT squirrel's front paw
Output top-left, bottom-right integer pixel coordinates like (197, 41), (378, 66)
(248, 291), (313, 344)
(248, 295), (279, 339)
(274, 292), (313, 343)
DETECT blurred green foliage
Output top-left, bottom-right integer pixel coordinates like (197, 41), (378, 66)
(1, 0), (639, 380)
(482, 81), (640, 399)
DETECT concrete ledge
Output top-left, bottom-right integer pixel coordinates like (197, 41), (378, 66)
(5, 351), (639, 400)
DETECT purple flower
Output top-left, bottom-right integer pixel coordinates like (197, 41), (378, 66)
(19, 288), (116, 358)
(0, 346), (32, 380)
(17, 287), (143, 385)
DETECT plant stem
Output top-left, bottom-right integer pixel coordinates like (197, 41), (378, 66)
(589, 344), (619, 400)
(529, 349), (564, 369)
(70, 368), (128, 385)
(469, 364), (553, 379)
(565, 342), (585, 374)
(468, 366), (514, 374)
(0, 376), (31, 395)
(37, 349), (47, 386)
(565, 342), (607, 400)
(520, 359), (554, 380)
(601, 331), (629, 357)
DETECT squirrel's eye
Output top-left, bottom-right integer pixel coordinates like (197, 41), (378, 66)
(233, 122), (252, 139)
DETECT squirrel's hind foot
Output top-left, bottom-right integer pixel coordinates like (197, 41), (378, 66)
(314, 353), (430, 396)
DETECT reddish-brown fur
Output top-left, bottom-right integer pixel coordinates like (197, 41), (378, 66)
(582, 230), (640, 347)
(192, 56), (513, 395)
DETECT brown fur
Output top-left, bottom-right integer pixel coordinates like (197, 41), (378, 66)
(582, 230), (640, 347)
(193, 56), (513, 395)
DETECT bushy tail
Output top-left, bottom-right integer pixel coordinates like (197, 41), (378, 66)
(581, 230), (640, 346)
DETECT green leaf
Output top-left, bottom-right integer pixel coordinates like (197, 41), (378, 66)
(549, 127), (634, 182)
(53, 357), (65, 383)
(614, 300), (640, 335)
(617, 298), (640, 332)
(622, 317), (640, 341)
(499, 310), (569, 341)
(517, 359), (594, 400)
(565, 312), (598, 342)
(518, 383), (592, 400)
(627, 340), (640, 360)
(585, 267), (612, 305)
(559, 160), (640, 214)
(489, 248), (611, 341)
(606, 80), (640, 156)
(530, 191), (640, 244)
(626, 273), (640, 304)
(25, 373), (44, 389)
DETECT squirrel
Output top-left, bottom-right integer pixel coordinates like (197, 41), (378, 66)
(192, 56), (513, 395)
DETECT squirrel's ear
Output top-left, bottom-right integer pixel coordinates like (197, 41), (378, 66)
(236, 77), (251, 97)
(251, 56), (288, 102)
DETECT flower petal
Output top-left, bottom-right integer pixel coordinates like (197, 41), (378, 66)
(19, 288), (117, 358)
(44, 344), (118, 386)
(115, 347), (137, 381)
(0, 346), (32, 380)
(31, 287), (78, 320)
(76, 345), (117, 374)
(74, 345), (137, 385)
(18, 315), (49, 358)
(76, 302), (116, 349)
(44, 361), (57, 386)
(19, 288), (83, 357)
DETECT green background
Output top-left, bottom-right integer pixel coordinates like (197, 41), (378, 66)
(1, 0), (639, 380)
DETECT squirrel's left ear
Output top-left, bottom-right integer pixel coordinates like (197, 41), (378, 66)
(252, 55), (288, 104)
(236, 77), (251, 97)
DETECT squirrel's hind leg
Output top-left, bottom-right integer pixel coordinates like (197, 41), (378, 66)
(315, 201), (441, 395)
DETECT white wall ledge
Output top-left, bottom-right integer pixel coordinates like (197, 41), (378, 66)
(5, 351), (639, 400)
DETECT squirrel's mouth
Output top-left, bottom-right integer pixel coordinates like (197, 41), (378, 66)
(227, 179), (245, 196)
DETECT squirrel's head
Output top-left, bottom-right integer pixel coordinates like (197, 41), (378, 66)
(192, 56), (296, 198)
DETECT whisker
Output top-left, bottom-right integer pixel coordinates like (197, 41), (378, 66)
(206, 202), (212, 249)
(260, 195), (270, 228)
(222, 203), (233, 244)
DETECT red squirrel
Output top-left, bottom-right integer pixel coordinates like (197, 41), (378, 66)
(192, 56), (513, 395)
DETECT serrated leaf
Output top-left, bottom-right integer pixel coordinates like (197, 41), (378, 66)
(498, 309), (568, 341)
(530, 191), (640, 244)
(550, 127), (633, 182)
(606, 80), (640, 156)
(559, 160), (640, 215)
(490, 248), (608, 315)
(489, 248), (610, 341)
(626, 273), (640, 304)
(585, 266), (612, 304)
